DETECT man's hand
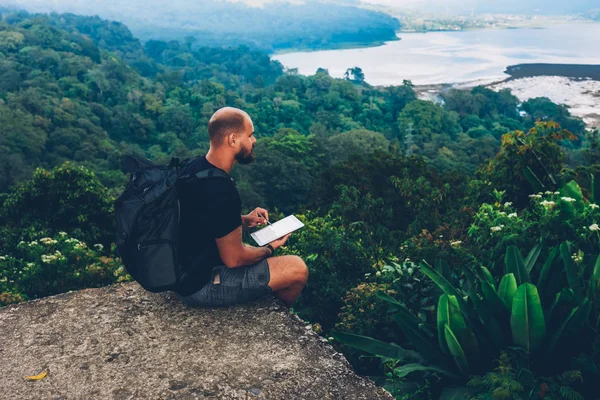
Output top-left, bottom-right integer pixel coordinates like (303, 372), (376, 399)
(269, 233), (292, 251)
(242, 207), (269, 229)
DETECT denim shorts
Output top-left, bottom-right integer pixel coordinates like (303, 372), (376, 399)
(181, 259), (272, 307)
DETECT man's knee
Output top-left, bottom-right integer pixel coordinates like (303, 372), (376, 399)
(290, 255), (308, 285)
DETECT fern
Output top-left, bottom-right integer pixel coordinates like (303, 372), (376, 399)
(559, 385), (585, 400)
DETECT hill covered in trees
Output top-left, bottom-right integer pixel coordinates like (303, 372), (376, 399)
(1, 9), (599, 400)
(1, 1), (401, 52)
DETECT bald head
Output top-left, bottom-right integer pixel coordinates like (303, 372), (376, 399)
(208, 107), (252, 145)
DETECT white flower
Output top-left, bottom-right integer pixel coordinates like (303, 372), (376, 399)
(0, 255), (6, 261)
(26, 262), (35, 267)
(554, 191), (560, 195)
(545, 191), (554, 195)
(561, 197), (576, 203)
(540, 200), (556, 208)
(375, 271), (381, 277)
(504, 202), (513, 207)
(508, 213), (518, 218)
(450, 240), (462, 247)
(18, 241), (25, 246)
(74, 242), (87, 249)
(407, 267), (414, 275)
(590, 204), (599, 209)
(65, 238), (80, 244)
(499, 212), (506, 216)
(94, 244), (104, 251)
(28, 241), (38, 246)
(40, 237), (57, 245)
(589, 224), (600, 231)
(528, 194), (542, 199)
(490, 226), (503, 232)
(58, 231), (67, 236)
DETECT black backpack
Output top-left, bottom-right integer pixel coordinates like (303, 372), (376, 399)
(114, 154), (229, 293)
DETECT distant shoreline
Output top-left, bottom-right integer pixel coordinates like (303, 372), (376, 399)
(504, 63), (600, 81)
(270, 37), (399, 56)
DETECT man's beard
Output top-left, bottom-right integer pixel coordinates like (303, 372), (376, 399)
(235, 146), (255, 165)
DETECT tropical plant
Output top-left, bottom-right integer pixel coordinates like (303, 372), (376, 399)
(331, 243), (600, 398)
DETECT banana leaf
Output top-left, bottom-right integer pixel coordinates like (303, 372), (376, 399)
(524, 166), (545, 193)
(444, 324), (470, 376)
(481, 266), (496, 290)
(537, 247), (558, 297)
(419, 261), (468, 314)
(546, 288), (577, 328)
(545, 304), (578, 356)
(590, 253), (600, 299)
(545, 298), (590, 357)
(524, 244), (542, 274)
(435, 258), (451, 278)
(393, 363), (459, 379)
(510, 283), (546, 353)
(498, 273), (518, 310)
(565, 298), (592, 334)
(330, 331), (424, 363)
(469, 288), (506, 351)
(559, 180), (584, 218)
(438, 295), (451, 355)
(439, 294), (480, 366)
(505, 245), (530, 285)
(559, 242), (586, 301)
(377, 291), (449, 366)
(482, 281), (509, 314)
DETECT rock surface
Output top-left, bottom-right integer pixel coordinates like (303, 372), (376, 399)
(0, 282), (393, 399)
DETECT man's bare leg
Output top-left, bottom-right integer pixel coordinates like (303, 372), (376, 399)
(266, 255), (309, 307)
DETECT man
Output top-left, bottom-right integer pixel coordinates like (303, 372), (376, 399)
(176, 107), (309, 308)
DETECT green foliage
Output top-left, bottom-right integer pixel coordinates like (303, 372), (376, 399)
(0, 232), (129, 305)
(0, 163), (115, 252)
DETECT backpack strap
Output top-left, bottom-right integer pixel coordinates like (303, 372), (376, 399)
(195, 168), (232, 181)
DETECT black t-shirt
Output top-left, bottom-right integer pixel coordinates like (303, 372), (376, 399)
(176, 156), (242, 296)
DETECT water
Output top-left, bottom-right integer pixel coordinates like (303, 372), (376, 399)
(273, 23), (600, 86)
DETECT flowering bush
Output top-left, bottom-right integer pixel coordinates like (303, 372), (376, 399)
(467, 185), (600, 272)
(0, 232), (130, 306)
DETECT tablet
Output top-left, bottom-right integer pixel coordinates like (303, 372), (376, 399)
(250, 215), (305, 246)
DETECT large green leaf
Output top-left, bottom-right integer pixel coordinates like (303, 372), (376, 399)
(537, 247), (558, 296)
(377, 291), (449, 366)
(592, 173), (600, 204)
(469, 288), (506, 350)
(498, 273), (518, 310)
(546, 298), (590, 356)
(546, 288), (577, 326)
(559, 242), (586, 301)
(524, 244), (542, 274)
(480, 266), (496, 290)
(393, 363), (458, 379)
(419, 261), (467, 313)
(510, 283), (546, 353)
(444, 324), (470, 376)
(437, 295), (451, 355)
(330, 331), (423, 363)
(546, 304), (578, 355)
(435, 258), (450, 278)
(559, 180), (584, 218)
(438, 294), (480, 365)
(505, 246), (530, 285)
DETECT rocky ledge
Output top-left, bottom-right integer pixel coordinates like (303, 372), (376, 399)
(0, 282), (393, 399)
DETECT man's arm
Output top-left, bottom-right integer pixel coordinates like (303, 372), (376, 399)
(216, 226), (271, 268)
(215, 226), (292, 268)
